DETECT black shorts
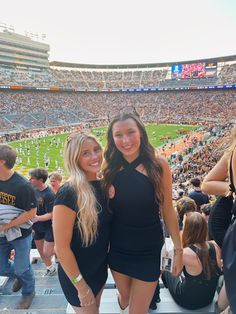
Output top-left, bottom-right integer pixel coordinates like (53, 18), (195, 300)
(34, 227), (54, 242)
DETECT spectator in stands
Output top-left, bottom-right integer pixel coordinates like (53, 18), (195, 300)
(0, 144), (36, 309)
(162, 212), (221, 310)
(188, 177), (209, 210)
(202, 128), (236, 313)
(49, 172), (63, 193)
(103, 113), (182, 314)
(53, 133), (111, 313)
(0, 88), (235, 133)
(200, 203), (212, 222)
(176, 196), (197, 231)
(29, 168), (56, 276)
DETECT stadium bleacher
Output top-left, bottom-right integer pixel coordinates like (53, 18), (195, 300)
(0, 88), (235, 135)
(0, 62), (235, 91)
(0, 252), (217, 314)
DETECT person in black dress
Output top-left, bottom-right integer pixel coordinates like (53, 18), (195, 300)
(103, 113), (183, 314)
(53, 133), (111, 314)
(162, 212), (221, 310)
(202, 128), (236, 313)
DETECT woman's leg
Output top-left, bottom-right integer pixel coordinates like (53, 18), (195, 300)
(43, 240), (55, 259)
(129, 278), (158, 314)
(72, 303), (98, 314)
(34, 239), (52, 267)
(111, 270), (131, 310)
(217, 281), (229, 312)
(161, 271), (183, 306)
(95, 285), (105, 308)
(71, 287), (104, 314)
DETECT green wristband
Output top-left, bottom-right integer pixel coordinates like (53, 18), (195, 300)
(71, 274), (83, 285)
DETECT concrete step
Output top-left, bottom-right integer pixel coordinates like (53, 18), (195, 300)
(0, 310), (66, 314)
(30, 248), (42, 263)
(0, 294), (67, 312)
(1, 255), (216, 314)
(66, 288), (217, 314)
(0, 276), (8, 289)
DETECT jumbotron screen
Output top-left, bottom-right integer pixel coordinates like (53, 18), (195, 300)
(171, 62), (217, 79)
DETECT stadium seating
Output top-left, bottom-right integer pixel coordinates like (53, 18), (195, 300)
(0, 88), (235, 134)
(0, 63), (235, 91)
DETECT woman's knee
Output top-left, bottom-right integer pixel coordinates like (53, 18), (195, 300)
(72, 303), (98, 314)
(43, 249), (53, 258)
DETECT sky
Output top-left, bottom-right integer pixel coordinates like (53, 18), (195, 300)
(1, 0), (236, 65)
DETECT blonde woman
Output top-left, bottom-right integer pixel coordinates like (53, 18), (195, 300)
(53, 133), (111, 314)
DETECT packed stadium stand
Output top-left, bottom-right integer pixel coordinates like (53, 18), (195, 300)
(0, 89), (236, 134)
(0, 62), (236, 90)
(0, 29), (235, 136)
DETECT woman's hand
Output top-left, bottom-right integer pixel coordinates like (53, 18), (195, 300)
(31, 215), (40, 223)
(78, 285), (95, 307)
(172, 251), (183, 276)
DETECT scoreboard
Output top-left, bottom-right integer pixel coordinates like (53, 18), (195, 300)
(171, 62), (217, 79)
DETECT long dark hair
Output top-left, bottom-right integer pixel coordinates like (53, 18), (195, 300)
(103, 113), (164, 205)
(182, 212), (215, 279)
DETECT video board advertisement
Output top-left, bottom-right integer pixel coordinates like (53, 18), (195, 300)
(205, 62), (217, 77)
(171, 62), (217, 79)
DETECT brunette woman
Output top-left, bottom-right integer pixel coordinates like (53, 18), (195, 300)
(103, 113), (182, 314)
(162, 212), (221, 310)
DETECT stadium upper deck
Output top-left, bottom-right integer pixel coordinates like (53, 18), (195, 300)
(0, 30), (49, 69)
(0, 31), (235, 136)
(0, 33), (235, 92)
(0, 59), (235, 91)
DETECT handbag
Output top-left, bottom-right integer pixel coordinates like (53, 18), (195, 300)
(160, 214), (175, 272)
(208, 152), (235, 248)
(160, 236), (174, 272)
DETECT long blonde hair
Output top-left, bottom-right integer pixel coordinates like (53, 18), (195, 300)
(64, 133), (100, 247)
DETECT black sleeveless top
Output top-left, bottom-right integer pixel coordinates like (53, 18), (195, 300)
(177, 242), (221, 309)
(108, 156), (164, 281)
(54, 181), (111, 307)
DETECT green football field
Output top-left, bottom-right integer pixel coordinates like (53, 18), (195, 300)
(9, 123), (197, 174)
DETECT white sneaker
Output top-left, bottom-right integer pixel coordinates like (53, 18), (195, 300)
(119, 306), (129, 314)
(117, 293), (129, 314)
(43, 265), (57, 276)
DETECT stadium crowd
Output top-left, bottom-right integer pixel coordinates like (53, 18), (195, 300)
(171, 124), (232, 196)
(0, 89), (235, 134)
(0, 62), (235, 90)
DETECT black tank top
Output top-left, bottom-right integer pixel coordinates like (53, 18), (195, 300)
(179, 242), (221, 309)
